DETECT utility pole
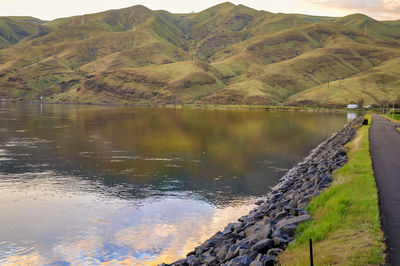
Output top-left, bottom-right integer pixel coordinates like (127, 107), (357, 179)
(81, 15), (87, 25)
(191, 41), (196, 61)
(393, 101), (395, 120)
(364, 23), (367, 35)
(293, 19), (296, 29)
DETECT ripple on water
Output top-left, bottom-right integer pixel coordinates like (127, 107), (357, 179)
(166, 164), (183, 168)
(143, 157), (181, 162)
(269, 166), (289, 172)
(0, 241), (36, 263)
(0, 158), (14, 161)
(109, 160), (124, 163)
(111, 156), (136, 160)
(79, 151), (96, 158)
(0, 149), (8, 156)
(4, 138), (53, 148)
(0, 149), (13, 162)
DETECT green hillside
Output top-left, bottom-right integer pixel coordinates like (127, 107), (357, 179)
(0, 16), (49, 48)
(0, 2), (399, 106)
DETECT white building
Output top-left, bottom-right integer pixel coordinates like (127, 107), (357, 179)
(347, 104), (358, 109)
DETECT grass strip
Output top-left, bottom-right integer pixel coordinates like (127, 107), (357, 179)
(384, 113), (400, 122)
(279, 115), (385, 265)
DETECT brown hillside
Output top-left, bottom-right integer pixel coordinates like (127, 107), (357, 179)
(0, 3), (399, 106)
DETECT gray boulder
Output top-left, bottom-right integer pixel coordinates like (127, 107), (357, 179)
(226, 254), (252, 266)
(276, 214), (312, 230)
(250, 238), (273, 253)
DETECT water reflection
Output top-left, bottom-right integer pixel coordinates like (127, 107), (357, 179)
(0, 103), (348, 264)
(347, 112), (358, 121)
(0, 171), (254, 265)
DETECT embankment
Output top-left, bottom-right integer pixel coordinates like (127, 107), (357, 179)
(161, 117), (362, 266)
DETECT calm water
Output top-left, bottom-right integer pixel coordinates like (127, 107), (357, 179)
(0, 103), (349, 265)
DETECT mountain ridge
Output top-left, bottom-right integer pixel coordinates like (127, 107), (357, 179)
(0, 3), (399, 106)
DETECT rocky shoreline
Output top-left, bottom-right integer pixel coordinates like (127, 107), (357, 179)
(161, 117), (362, 266)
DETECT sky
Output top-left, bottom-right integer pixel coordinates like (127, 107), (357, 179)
(1, 0), (399, 21)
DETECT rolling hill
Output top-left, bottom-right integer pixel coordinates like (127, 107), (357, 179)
(0, 2), (399, 107)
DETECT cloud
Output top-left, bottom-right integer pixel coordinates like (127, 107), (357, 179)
(307, 0), (379, 9)
(0, 0), (399, 21)
(302, 0), (400, 20)
(383, 0), (400, 9)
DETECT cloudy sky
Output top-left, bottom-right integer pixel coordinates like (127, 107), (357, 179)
(1, 0), (399, 21)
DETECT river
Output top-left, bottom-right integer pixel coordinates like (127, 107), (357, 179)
(0, 103), (349, 265)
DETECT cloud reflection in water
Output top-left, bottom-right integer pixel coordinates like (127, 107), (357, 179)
(0, 174), (255, 264)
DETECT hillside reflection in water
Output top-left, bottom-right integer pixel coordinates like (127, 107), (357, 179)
(0, 103), (348, 264)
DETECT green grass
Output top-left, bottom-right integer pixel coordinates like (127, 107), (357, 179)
(27, 77), (59, 94)
(279, 114), (385, 265)
(0, 17), (45, 47)
(384, 113), (400, 122)
(286, 58), (400, 107)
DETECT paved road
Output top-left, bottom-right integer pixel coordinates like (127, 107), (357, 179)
(370, 114), (400, 265)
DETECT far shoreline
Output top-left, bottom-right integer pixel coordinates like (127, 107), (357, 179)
(1, 99), (368, 113)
